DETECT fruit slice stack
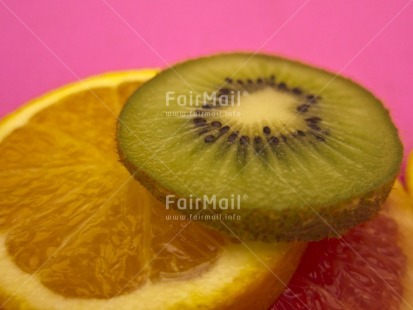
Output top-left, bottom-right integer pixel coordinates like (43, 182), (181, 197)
(0, 57), (411, 310)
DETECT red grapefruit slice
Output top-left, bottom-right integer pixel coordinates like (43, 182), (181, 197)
(271, 179), (413, 309)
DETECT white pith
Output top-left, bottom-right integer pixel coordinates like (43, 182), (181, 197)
(221, 88), (303, 134)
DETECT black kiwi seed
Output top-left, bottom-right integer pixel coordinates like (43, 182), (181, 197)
(305, 116), (321, 123)
(219, 88), (231, 95)
(225, 77), (233, 83)
(307, 95), (320, 104)
(263, 126), (271, 135)
(257, 78), (263, 84)
(296, 104), (310, 113)
(268, 136), (279, 146)
(204, 135), (215, 143)
(227, 132), (239, 143)
(269, 75), (276, 86)
(247, 79), (253, 84)
(278, 82), (287, 90)
(211, 121), (222, 128)
(219, 126), (230, 134)
(198, 128), (209, 136)
(237, 79), (244, 85)
(254, 136), (262, 144)
(292, 87), (302, 95)
(240, 136), (250, 145)
(308, 123), (321, 131)
(297, 130), (305, 137)
(253, 136), (264, 153)
(202, 104), (212, 109)
(281, 135), (288, 142)
(314, 135), (325, 142)
(193, 117), (207, 126)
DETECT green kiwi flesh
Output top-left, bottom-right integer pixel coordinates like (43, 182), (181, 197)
(117, 53), (403, 242)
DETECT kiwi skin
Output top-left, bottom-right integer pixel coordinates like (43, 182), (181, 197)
(117, 53), (403, 242)
(118, 138), (395, 242)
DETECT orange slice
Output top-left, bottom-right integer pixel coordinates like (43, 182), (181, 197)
(0, 71), (305, 309)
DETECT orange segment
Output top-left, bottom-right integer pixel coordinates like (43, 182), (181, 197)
(0, 74), (227, 299)
(0, 71), (305, 310)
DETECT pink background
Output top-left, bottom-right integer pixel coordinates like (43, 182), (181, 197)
(1, 0), (412, 164)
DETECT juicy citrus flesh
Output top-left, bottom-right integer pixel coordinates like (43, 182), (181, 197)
(271, 179), (413, 309)
(0, 75), (228, 298)
(0, 71), (305, 310)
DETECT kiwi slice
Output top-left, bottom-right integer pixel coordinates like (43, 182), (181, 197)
(117, 53), (402, 242)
